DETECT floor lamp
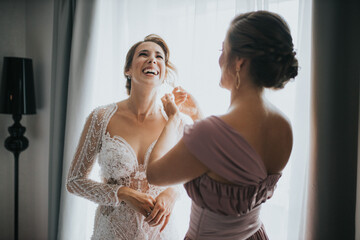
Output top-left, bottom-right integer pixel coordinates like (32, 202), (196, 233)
(0, 57), (36, 240)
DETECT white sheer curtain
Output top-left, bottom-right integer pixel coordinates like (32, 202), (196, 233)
(57, 0), (312, 239)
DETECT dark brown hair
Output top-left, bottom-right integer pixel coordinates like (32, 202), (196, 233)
(226, 11), (298, 89)
(124, 34), (177, 95)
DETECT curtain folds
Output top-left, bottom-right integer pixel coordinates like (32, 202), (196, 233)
(55, 1), (313, 239)
(306, 0), (360, 239)
(56, 1), (98, 240)
(48, 0), (76, 240)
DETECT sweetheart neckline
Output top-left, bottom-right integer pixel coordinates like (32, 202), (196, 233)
(104, 131), (156, 167)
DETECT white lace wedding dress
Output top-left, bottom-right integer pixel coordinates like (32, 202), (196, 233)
(67, 103), (180, 240)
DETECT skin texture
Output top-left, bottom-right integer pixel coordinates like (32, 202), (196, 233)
(146, 37), (293, 187)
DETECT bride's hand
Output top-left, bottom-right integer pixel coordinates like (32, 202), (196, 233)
(118, 187), (156, 217)
(145, 189), (177, 232)
(161, 93), (179, 118)
(172, 86), (203, 121)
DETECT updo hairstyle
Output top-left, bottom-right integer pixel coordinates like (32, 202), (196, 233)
(123, 34), (177, 95)
(227, 11), (298, 89)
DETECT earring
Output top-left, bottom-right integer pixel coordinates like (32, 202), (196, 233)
(235, 69), (241, 89)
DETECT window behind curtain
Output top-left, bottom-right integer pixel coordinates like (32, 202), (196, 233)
(60, 1), (311, 239)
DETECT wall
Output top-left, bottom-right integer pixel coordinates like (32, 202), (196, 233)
(0, 1), (26, 239)
(0, 0), (54, 239)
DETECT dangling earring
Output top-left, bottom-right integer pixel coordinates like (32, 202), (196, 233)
(235, 69), (241, 89)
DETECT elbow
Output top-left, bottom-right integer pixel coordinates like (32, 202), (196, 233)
(66, 180), (75, 194)
(147, 168), (167, 186)
(146, 166), (159, 185)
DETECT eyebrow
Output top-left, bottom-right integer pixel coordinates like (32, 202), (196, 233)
(138, 49), (164, 56)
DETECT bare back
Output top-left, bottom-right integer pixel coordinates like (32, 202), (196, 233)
(207, 101), (293, 184)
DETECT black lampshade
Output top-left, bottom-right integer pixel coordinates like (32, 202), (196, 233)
(0, 57), (36, 115)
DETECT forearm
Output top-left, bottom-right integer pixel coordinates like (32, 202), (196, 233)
(66, 178), (122, 206)
(117, 186), (135, 202)
(149, 113), (183, 163)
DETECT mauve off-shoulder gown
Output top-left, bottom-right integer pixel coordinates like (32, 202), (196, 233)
(182, 116), (281, 240)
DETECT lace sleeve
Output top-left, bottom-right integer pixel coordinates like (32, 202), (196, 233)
(66, 106), (122, 206)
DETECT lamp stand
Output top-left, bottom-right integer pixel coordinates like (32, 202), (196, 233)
(5, 114), (28, 240)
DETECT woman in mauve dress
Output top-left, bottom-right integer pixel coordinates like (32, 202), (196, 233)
(146, 11), (298, 240)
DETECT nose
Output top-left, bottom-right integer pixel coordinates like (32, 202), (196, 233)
(148, 56), (156, 64)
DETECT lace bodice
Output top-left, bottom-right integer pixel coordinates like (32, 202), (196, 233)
(98, 131), (166, 197)
(66, 103), (179, 240)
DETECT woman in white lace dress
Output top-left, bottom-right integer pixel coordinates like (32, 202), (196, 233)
(66, 34), (189, 240)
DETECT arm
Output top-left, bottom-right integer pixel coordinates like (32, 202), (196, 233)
(146, 95), (208, 186)
(66, 108), (122, 206)
(67, 107), (156, 215)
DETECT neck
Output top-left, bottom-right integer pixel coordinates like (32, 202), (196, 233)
(228, 84), (264, 112)
(127, 86), (159, 122)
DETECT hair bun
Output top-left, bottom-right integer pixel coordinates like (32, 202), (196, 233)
(228, 11), (299, 89)
(282, 51), (298, 82)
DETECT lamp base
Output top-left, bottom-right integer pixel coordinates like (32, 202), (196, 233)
(5, 114), (28, 154)
(4, 114), (28, 240)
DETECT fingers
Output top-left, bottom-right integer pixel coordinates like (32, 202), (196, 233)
(149, 196), (156, 205)
(172, 86), (181, 94)
(142, 203), (153, 217)
(173, 87), (187, 98)
(173, 86), (186, 93)
(173, 88), (187, 107)
(145, 202), (168, 227)
(174, 93), (187, 100)
(152, 213), (166, 227)
(160, 214), (171, 232)
(148, 211), (166, 227)
(141, 195), (156, 217)
(145, 204), (160, 223)
(162, 93), (174, 103)
(142, 209), (150, 217)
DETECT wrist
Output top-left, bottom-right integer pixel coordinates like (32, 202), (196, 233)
(167, 113), (182, 128)
(162, 187), (179, 201)
(117, 186), (132, 202)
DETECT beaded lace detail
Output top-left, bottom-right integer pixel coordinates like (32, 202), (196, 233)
(67, 103), (179, 240)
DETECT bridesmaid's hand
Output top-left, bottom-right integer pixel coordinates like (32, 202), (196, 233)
(161, 93), (179, 118)
(172, 86), (203, 121)
(145, 189), (177, 232)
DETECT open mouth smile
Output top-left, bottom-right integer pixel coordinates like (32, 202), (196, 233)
(142, 67), (159, 76)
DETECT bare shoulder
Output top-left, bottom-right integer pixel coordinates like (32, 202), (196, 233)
(264, 105), (293, 174)
(115, 99), (129, 112)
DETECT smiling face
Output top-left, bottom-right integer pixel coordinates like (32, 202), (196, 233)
(126, 41), (166, 89)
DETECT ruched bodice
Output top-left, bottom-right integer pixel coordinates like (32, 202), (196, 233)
(182, 116), (282, 239)
(184, 173), (280, 216)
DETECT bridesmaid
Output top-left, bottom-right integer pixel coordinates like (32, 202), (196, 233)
(146, 11), (298, 239)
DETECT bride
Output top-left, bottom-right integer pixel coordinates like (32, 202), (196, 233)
(66, 34), (197, 239)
